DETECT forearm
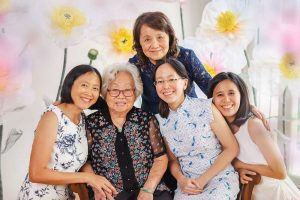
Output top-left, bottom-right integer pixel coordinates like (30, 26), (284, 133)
(169, 158), (185, 182)
(237, 162), (286, 179)
(143, 154), (168, 191)
(200, 148), (237, 183)
(29, 168), (90, 185)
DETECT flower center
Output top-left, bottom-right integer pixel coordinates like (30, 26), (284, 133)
(217, 11), (239, 33)
(203, 63), (216, 77)
(111, 28), (134, 54)
(51, 6), (86, 36)
(279, 53), (300, 80)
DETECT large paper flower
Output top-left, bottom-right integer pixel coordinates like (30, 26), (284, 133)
(196, 0), (256, 49)
(34, 0), (93, 48)
(183, 37), (246, 75)
(92, 20), (136, 66)
(0, 36), (34, 113)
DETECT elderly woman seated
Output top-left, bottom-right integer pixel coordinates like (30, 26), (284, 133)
(82, 62), (171, 200)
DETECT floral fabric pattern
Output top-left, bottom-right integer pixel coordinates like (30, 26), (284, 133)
(156, 97), (239, 200)
(18, 105), (88, 200)
(86, 105), (168, 193)
(129, 46), (212, 114)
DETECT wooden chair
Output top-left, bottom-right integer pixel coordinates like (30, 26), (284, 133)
(237, 173), (261, 200)
(71, 183), (89, 200)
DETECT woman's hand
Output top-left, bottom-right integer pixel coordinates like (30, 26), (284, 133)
(178, 176), (202, 195)
(238, 168), (257, 184)
(93, 186), (115, 200)
(87, 173), (118, 198)
(137, 191), (153, 200)
(193, 175), (208, 191)
(251, 106), (270, 131)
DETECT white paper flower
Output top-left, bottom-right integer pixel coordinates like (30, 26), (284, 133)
(34, 0), (94, 48)
(196, 0), (256, 49)
(91, 20), (136, 67)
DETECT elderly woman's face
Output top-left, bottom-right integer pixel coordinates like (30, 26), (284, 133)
(106, 71), (136, 115)
(139, 25), (170, 64)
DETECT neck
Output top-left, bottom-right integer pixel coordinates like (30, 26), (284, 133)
(169, 95), (185, 111)
(58, 103), (82, 124)
(109, 109), (127, 129)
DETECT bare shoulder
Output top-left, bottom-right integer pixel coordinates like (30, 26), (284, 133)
(248, 117), (271, 143)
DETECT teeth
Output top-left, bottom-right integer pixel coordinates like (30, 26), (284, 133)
(222, 105), (233, 109)
(81, 98), (91, 102)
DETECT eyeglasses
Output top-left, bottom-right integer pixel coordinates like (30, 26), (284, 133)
(153, 78), (185, 86)
(107, 89), (135, 97)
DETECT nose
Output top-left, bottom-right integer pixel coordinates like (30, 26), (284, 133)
(223, 95), (230, 102)
(151, 39), (159, 48)
(162, 80), (171, 89)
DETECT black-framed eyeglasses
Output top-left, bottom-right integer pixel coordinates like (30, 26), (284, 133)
(153, 78), (185, 86)
(107, 89), (135, 97)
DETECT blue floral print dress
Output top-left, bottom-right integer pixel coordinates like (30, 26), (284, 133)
(156, 97), (239, 200)
(18, 105), (88, 200)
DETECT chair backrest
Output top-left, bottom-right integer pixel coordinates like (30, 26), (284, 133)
(237, 173), (261, 200)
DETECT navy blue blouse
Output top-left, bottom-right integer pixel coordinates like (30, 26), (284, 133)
(129, 46), (212, 114)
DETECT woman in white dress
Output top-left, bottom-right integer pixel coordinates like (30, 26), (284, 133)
(154, 58), (240, 200)
(208, 72), (300, 200)
(18, 65), (117, 200)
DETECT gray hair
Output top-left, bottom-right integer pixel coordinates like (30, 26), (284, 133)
(101, 62), (143, 99)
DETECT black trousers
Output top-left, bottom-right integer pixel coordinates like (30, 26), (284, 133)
(115, 190), (172, 200)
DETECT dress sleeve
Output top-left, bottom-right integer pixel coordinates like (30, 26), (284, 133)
(188, 49), (212, 97)
(149, 116), (166, 158)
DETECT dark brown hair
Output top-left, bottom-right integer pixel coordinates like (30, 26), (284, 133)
(154, 58), (190, 118)
(133, 11), (178, 66)
(61, 64), (102, 104)
(207, 72), (253, 127)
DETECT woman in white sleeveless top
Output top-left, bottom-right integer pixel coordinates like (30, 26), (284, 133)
(208, 72), (300, 200)
(18, 65), (117, 200)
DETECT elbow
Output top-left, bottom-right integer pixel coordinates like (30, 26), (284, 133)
(29, 166), (44, 183)
(275, 169), (287, 180)
(29, 169), (40, 183)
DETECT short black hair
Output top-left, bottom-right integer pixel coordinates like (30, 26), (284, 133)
(208, 72), (252, 127)
(154, 57), (190, 118)
(60, 64), (102, 104)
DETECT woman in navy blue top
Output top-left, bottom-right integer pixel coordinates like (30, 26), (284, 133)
(129, 11), (211, 114)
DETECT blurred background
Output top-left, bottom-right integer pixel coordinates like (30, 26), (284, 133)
(1, 0), (299, 199)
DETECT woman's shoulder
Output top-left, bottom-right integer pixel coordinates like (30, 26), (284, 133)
(178, 46), (195, 57)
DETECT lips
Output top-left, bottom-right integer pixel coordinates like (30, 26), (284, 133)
(221, 104), (234, 109)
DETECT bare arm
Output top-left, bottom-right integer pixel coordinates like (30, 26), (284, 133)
(28, 111), (117, 194)
(164, 138), (202, 195)
(234, 117), (286, 180)
(195, 104), (239, 189)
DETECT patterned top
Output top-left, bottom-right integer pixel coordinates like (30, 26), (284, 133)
(129, 46), (212, 114)
(18, 105), (88, 200)
(86, 103), (169, 193)
(156, 97), (239, 199)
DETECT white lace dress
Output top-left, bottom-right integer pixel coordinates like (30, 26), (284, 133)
(235, 119), (300, 200)
(156, 97), (239, 200)
(18, 105), (88, 200)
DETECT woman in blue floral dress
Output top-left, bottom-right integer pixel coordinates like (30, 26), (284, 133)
(18, 65), (117, 200)
(154, 58), (240, 200)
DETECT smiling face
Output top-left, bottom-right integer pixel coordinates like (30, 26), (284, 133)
(155, 63), (188, 110)
(212, 79), (241, 123)
(105, 71), (136, 116)
(139, 25), (170, 64)
(71, 71), (101, 110)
